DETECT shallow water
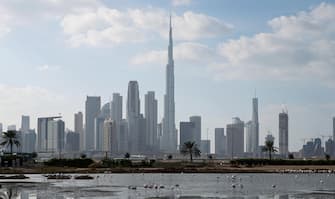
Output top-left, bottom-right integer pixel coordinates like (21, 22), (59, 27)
(0, 173), (334, 198)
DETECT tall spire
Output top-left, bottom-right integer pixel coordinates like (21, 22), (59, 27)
(168, 14), (173, 65)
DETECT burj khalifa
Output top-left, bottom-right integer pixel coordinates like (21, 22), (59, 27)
(161, 16), (177, 153)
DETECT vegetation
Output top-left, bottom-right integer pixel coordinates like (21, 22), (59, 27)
(44, 158), (94, 168)
(325, 153), (331, 161)
(231, 158), (335, 166)
(180, 141), (201, 162)
(262, 140), (277, 160)
(0, 130), (21, 155)
(167, 154), (173, 160)
(124, 152), (130, 159)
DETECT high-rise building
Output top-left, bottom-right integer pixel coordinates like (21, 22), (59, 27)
(190, 116), (201, 146)
(119, 119), (129, 153)
(162, 16), (177, 153)
(251, 98), (259, 154)
(145, 91), (158, 151)
(215, 128), (226, 157)
(179, 122), (195, 150)
(46, 119), (65, 153)
(112, 93), (123, 153)
(226, 117), (245, 158)
(103, 118), (118, 154)
(21, 115), (30, 131)
(74, 112), (84, 151)
(138, 114), (147, 153)
(85, 96), (101, 151)
(200, 140), (211, 154)
(94, 116), (105, 151)
(127, 81), (141, 153)
(37, 116), (61, 152)
(66, 130), (80, 152)
(279, 110), (289, 157)
(112, 93), (123, 123)
(333, 117), (335, 143)
(0, 123), (2, 133)
(7, 125), (16, 131)
(245, 121), (253, 153)
(325, 138), (334, 157)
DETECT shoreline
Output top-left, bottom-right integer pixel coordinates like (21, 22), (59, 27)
(1, 165), (335, 174)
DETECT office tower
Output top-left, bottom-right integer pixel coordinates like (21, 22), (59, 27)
(215, 128), (226, 157)
(333, 117), (335, 142)
(325, 138), (334, 157)
(112, 93), (123, 153)
(245, 121), (253, 153)
(37, 116), (61, 152)
(226, 117), (245, 158)
(103, 119), (117, 154)
(0, 123), (2, 133)
(45, 119), (65, 153)
(145, 91), (158, 151)
(162, 16), (177, 153)
(94, 116), (105, 151)
(251, 98), (259, 153)
(21, 115), (30, 131)
(127, 81), (141, 153)
(85, 96), (101, 151)
(190, 116), (201, 146)
(179, 122), (195, 149)
(279, 110), (289, 157)
(74, 112), (84, 151)
(200, 140), (210, 154)
(21, 130), (36, 153)
(66, 130), (80, 152)
(138, 114), (147, 153)
(119, 119), (129, 153)
(112, 93), (123, 123)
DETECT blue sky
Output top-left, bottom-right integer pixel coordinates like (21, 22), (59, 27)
(0, 0), (335, 152)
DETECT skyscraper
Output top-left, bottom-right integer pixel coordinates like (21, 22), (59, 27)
(251, 98), (259, 154)
(333, 117), (335, 142)
(46, 119), (65, 153)
(190, 116), (201, 146)
(65, 130), (80, 152)
(162, 16), (177, 153)
(85, 96), (101, 151)
(245, 121), (253, 153)
(279, 110), (289, 157)
(226, 117), (244, 158)
(37, 116), (61, 152)
(200, 140), (211, 154)
(74, 112), (84, 151)
(145, 91), (158, 151)
(179, 121), (195, 150)
(21, 115), (30, 131)
(127, 81), (140, 153)
(112, 93), (123, 123)
(215, 128), (226, 157)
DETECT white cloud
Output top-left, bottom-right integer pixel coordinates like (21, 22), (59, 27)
(37, 64), (61, 71)
(130, 42), (216, 65)
(212, 3), (335, 84)
(61, 7), (232, 47)
(172, 0), (192, 7)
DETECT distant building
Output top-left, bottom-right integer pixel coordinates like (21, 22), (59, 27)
(249, 97), (259, 155)
(325, 138), (334, 157)
(21, 115), (30, 131)
(103, 118), (118, 154)
(127, 81), (141, 153)
(74, 112), (84, 151)
(215, 128), (226, 157)
(0, 123), (2, 133)
(180, 122), (195, 148)
(145, 91), (158, 152)
(85, 96), (101, 151)
(226, 117), (244, 158)
(245, 121), (253, 153)
(37, 116), (62, 152)
(20, 115), (36, 153)
(302, 138), (324, 158)
(7, 125), (16, 131)
(118, 119), (128, 154)
(189, 116), (201, 146)
(200, 140), (210, 154)
(279, 110), (289, 157)
(66, 130), (80, 152)
(112, 93), (123, 153)
(94, 116), (105, 151)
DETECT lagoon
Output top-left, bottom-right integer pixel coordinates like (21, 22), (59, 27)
(0, 173), (334, 198)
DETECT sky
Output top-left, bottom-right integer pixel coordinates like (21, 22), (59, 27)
(0, 0), (335, 152)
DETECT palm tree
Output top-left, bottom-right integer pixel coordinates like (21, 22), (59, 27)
(262, 140), (277, 160)
(180, 141), (201, 162)
(0, 130), (20, 155)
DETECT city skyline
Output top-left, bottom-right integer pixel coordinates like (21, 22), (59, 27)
(0, 0), (335, 152)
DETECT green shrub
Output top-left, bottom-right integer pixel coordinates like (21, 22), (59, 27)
(44, 158), (94, 168)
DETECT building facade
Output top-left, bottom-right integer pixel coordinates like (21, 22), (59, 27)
(85, 96), (101, 151)
(215, 128), (226, 157)
(279, 111), (289, 157)
(226, 117), (245, 158)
